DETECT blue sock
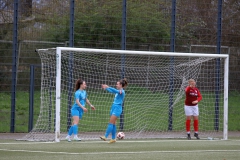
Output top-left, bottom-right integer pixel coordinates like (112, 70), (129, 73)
(112, 124), (117, 139)
(68, 126), (73, 136)
(104, 123), (113, 138)
(73, 125), (78, 135)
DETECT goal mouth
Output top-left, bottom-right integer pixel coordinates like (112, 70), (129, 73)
(20, 47), (229, 141)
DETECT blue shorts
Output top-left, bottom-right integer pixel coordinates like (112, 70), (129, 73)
(71, 108), (83, 119)
(110, 104), (122, 117)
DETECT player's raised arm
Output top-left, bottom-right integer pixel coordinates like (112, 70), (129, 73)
(102, 84), (121, 94)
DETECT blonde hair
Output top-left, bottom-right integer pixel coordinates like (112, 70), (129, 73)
(188, 79), (195, 83)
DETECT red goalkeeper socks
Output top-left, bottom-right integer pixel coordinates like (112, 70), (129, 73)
(194, 120), (199, 132)
(186, 119), (191, 132)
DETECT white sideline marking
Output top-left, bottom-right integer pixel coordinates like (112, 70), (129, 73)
(0, 148), (240, 155)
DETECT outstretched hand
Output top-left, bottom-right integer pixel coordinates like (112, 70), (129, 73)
(102, 84), (109, 89)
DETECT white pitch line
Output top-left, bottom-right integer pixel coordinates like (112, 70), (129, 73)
(0, 142), (56, 145)
(0, 140), (213, 145)
(0, 148), (240, 155)
(0, 139), (236, 145)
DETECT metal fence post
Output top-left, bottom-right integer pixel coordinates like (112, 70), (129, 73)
(215, 0), (223, 131)
(120, 0), (127, 132)
(67, 0), (75, 131)
(168, 0), (176, 131)
(29, 65), (35, 132)
(10, 0), (19, 133)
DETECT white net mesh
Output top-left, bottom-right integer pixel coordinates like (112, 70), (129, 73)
(21, 48), (227, 141)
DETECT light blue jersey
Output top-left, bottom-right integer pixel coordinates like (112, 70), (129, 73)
(71, 90), (87, 117)
(106, 87), (125, 117)
(106, 87), (125, 105)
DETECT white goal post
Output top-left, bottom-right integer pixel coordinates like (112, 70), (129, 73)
(23, 47), (229, 142)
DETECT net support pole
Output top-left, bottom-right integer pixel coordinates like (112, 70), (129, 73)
(55, 48), (62, 142)
(119, 0), (127, 131)
(48, 67), (53, 131)
(168, 0), (176, 131)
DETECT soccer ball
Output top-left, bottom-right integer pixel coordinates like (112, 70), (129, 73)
(117, 132), (125, 140)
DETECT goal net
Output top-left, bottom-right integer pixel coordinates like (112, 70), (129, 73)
(21, 47), (229, 141)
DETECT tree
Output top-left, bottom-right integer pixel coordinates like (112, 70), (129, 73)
(20, 0), (32, 18)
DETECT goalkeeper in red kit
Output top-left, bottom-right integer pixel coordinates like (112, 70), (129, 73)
(185, 79), (202, 140)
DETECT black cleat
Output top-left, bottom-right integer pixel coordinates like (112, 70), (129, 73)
(194, 133), (200, 139)
(187, 134), (191, 140)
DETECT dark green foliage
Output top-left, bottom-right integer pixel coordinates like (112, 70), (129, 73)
(42, 1), (171, 49)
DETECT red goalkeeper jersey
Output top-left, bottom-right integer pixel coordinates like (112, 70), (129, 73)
(185, 86), (202, 106)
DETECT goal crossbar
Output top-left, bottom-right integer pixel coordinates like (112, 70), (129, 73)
(54, 47), (229, 58)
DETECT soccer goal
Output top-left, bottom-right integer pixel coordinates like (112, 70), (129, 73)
(22, 47), (229, 142)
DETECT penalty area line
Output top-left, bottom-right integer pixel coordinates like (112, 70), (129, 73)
(0, 148), (240, 155)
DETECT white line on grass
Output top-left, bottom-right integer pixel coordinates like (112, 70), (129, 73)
(0, 140), (216, 145)
(0, 148), (240, 155)
(69, 139), (237, 143)
(0, 139), (236, 145)
(0, 142), (55, 145)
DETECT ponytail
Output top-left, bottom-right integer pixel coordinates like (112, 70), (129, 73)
(120, 78), (128, 88)
(75, 79), (84, 91)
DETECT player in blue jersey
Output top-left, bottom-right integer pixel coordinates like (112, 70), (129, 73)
(100, 78), (128, 143)
(65, 78), (95, 142)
